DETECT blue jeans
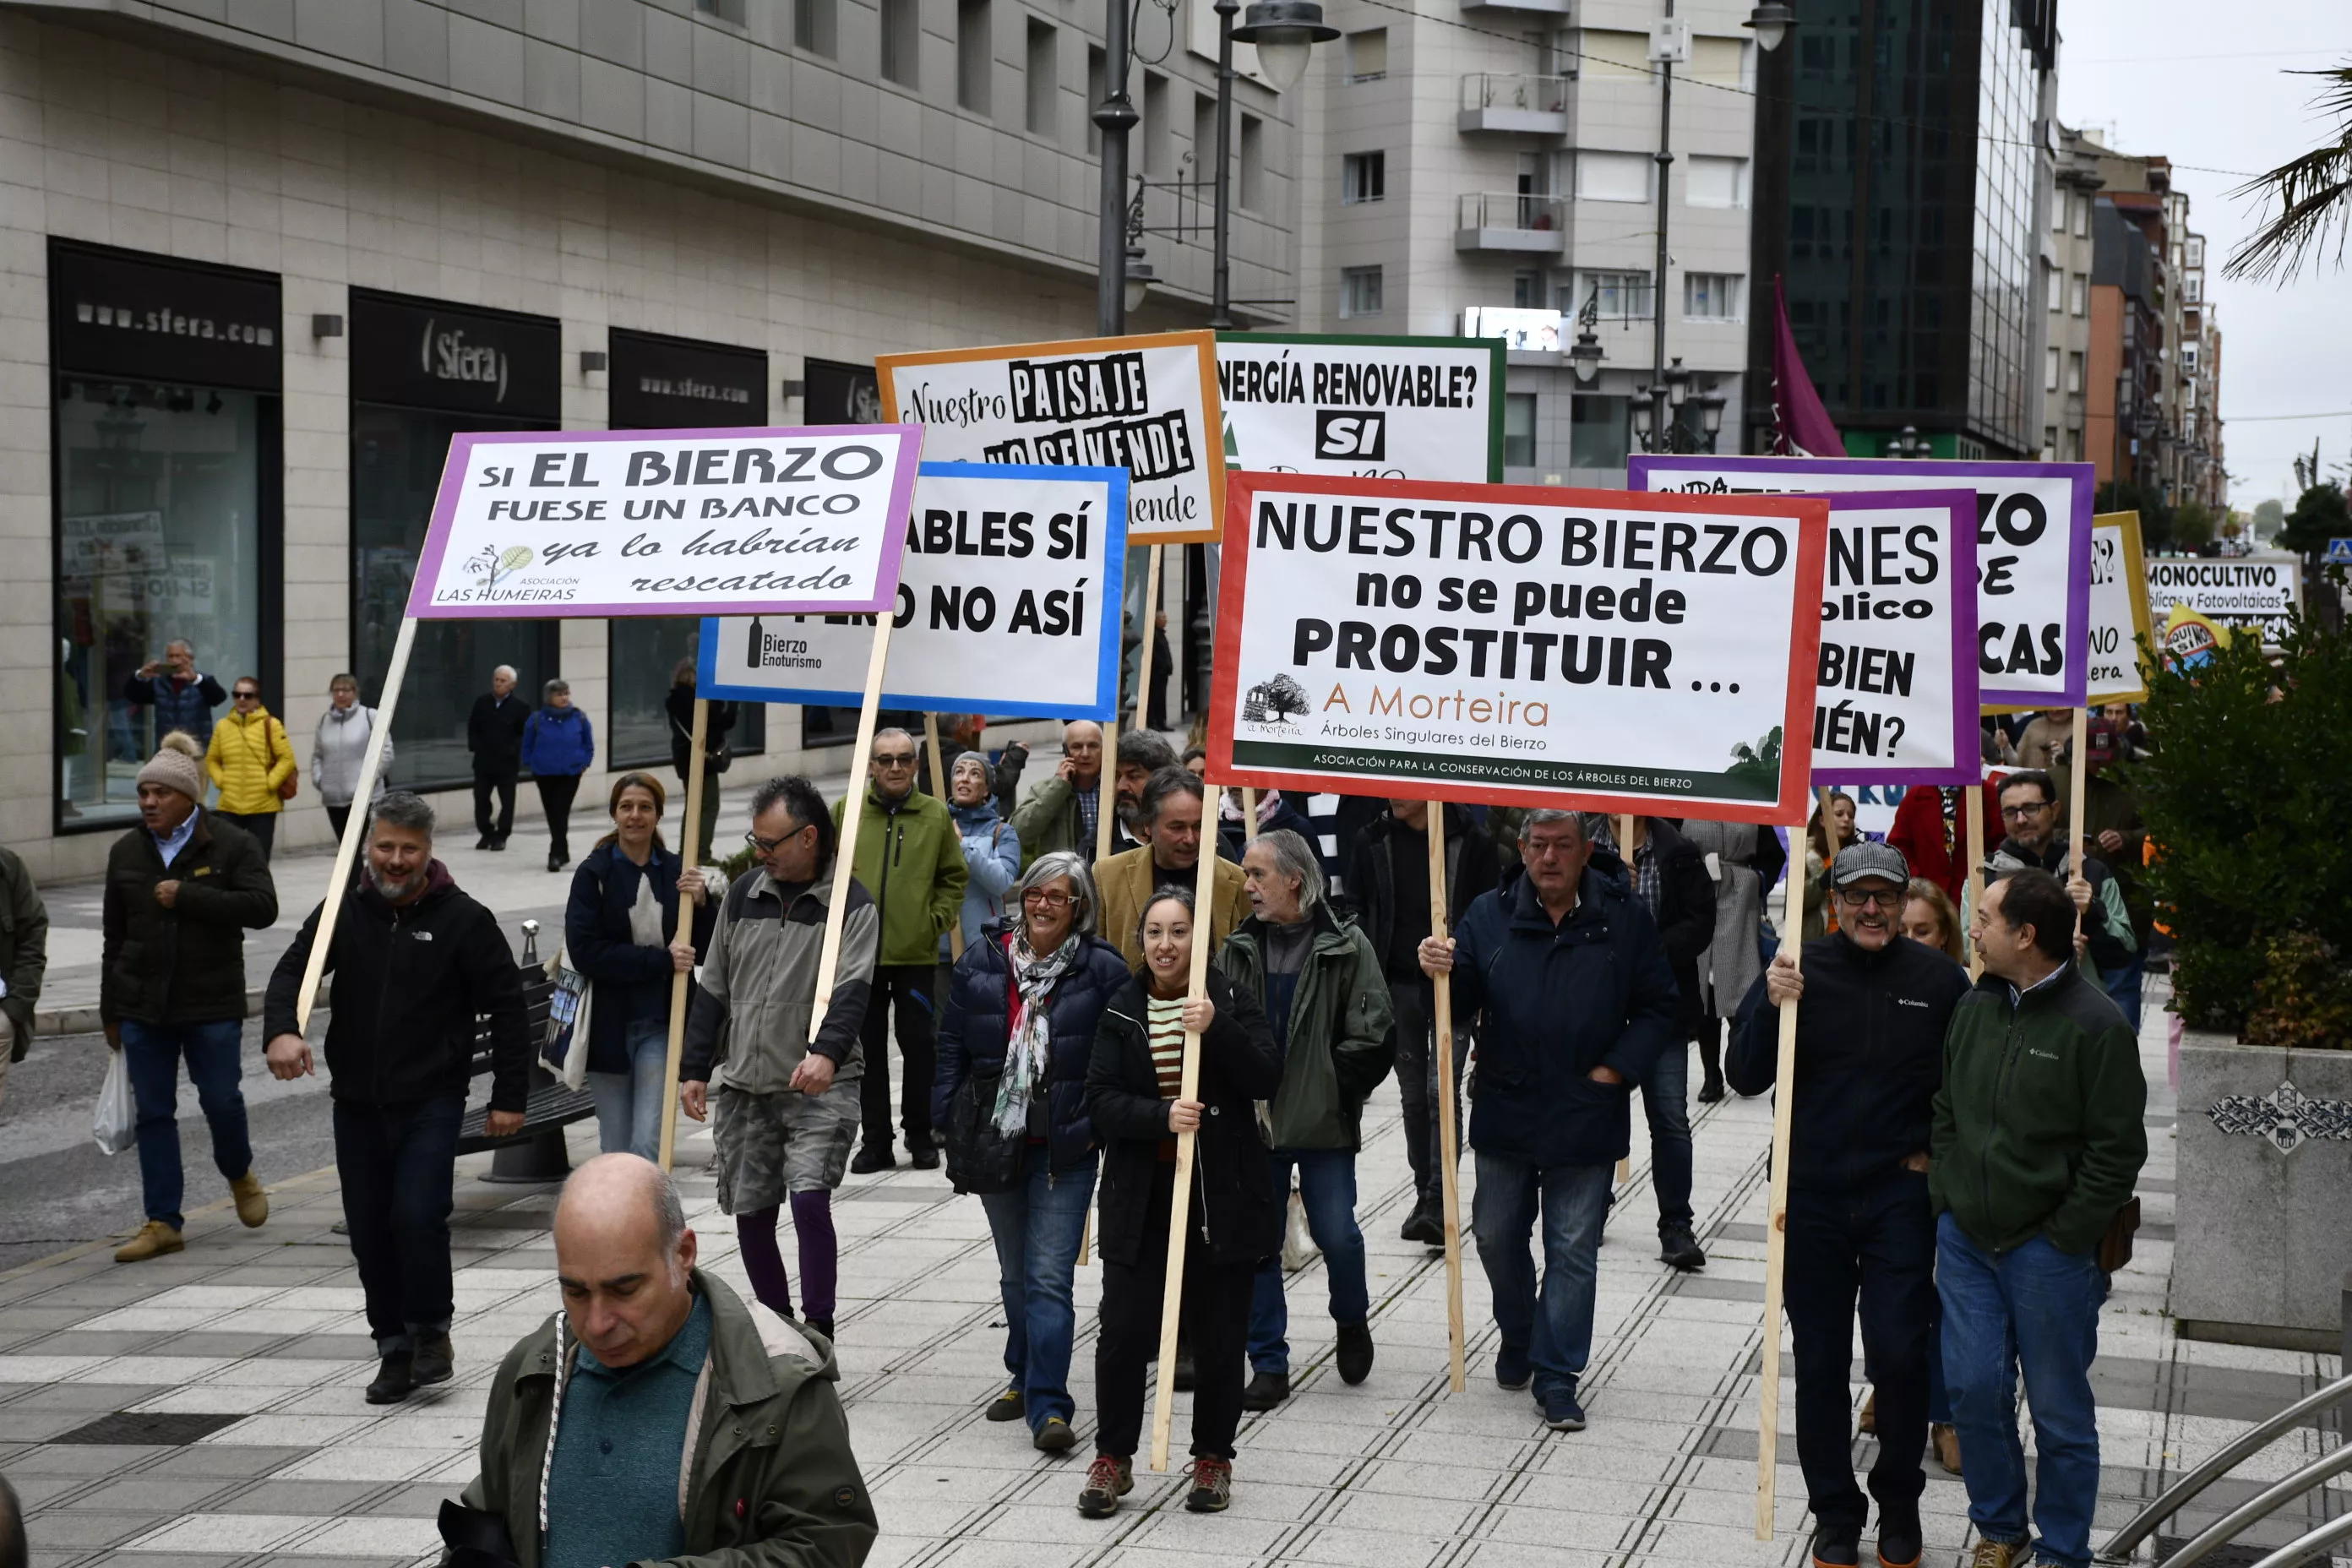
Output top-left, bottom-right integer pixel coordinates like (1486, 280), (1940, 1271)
(1248, 1148), (1371, 1376)
(335, 1095), (466, 1352)
(2099, 964), (2143, 1037)
(1640, 1039), (1694, 1230)
(1472, 1152), (1613, 1399)
(588, 1017), (671, 1161)
(120, 1019), (252, 1230)
(1936, 1212), (2106, 1568)
(977, 1144), (1097, 1430)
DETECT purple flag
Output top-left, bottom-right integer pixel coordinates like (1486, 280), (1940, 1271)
(1770, 275), (1844, 458)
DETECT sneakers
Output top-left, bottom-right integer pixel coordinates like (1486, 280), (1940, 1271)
(1931, 1423), (1963, 1475)
(411, 1331), (455, 1387)
(987, 1388), (1026, 1422)
(1033, 1416), (1077, 1453)
(1494, 1342), (1532, 1391)
(365, 1349), (416, 1405)
(1658, 1222), (1707, 1271)
(1336, 1321), (1375, 1386)
(114, 1220), (183, 1263)
(1183, 1456), (1233, 1513)
(849, 1145), (896, 1175)
(1968, 1540), (2023, 1568)
(229, 1172), (269, 1228)
(1241, 1369), (1290, 1411)
(1539, 1384), (1587, 1432)
(1876, 1502), (1922, 1568)
(1809, 1522), (1862, 1568)
(1399, 1205), (1444, 1246)
(1076, 1454), (1133, 1517)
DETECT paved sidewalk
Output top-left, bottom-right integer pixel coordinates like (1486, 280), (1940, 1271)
(2, 976), (2344, 1568)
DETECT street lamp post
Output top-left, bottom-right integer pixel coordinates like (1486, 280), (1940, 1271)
(1647, 0), (1678, 452)
(1215, 0), (1334, 329)
(1092, 0), (1138, 335)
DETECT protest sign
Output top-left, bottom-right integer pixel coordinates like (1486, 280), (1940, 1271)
(877, 331), (1222, 546)
(2146, 553), (2302, 648)
(698, 463), (1129, 720)
(1207, 473), (1828, 823)
(1215, 334), (1505, 482)
(406, 425), (923, 618)
(1632, 455), (2095, 709)
(2088, 512), (2154, 705)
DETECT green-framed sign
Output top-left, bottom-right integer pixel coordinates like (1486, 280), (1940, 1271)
(1214, 332), (1507, 483)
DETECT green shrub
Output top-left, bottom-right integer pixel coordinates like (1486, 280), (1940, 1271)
(2242, 932), (2352, 1049)
(2125, 614), (2352, 1037)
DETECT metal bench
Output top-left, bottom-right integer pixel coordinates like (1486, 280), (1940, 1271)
(455, 920), (596, 1182)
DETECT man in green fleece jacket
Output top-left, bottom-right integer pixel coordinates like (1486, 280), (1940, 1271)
(1933, 868), (2145, 1568)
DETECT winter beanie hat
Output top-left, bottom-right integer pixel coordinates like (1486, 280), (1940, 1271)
(137, 731), (205, 801)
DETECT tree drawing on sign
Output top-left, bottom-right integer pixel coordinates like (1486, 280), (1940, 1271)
(1243, 674), (1310, 725)
(1725, 726), (1783, 792)
(466, 545), (537, 591)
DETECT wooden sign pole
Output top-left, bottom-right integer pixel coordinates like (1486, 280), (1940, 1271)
(924, 711), (965, 961)
(1097, 710), (1121, 867)
(1615, 812), (1636, 1186)
(2069, 706), (2089, 939)
(812, 616), (899, 1041)
(655, 697), (713, 1172)
(1754, 834), (1810, 1539)
(1148, 839), (1222, 1473)
(1966, 784), (1987, 981)
(1239, 785), (1257, 858)
(294, 616), (417, 1035)
(1427, 806), (1467, 1392)
(1131, 546), (1163, 732)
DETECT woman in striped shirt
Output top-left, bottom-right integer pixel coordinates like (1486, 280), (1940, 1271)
(1080, 889), (1284, 1521)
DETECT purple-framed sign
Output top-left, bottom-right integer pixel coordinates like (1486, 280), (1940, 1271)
(404, 423), (923, 619)
(1631, 455), (2094, 708)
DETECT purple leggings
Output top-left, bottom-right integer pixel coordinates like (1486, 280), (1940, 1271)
(737, 1191), (838, 1321)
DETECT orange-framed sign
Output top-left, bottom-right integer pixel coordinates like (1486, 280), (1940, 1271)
(875, 329), (1224, 546)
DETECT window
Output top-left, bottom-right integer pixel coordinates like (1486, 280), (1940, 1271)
(2066, 351), (2083, 394)
(2069, 273), (2087, 316)
(2186, 235), (2204, 268)
(1193, 93), (1217, 183)
(2041, 426), (2057, 461)
(794, 0), (836, 54)
(1683, 272), (1740, 320)
(1239, 114), (1264, 210)
(2044, 346), (2059, 393)
(1514, 270), (1542, 308)
(1579, 29), (1651, 79)
(958, 0), (991, 112)
(694, 0), (747, 18)
(1503, 393), (1538, 467)
(2052, 190), (2067, 234)
(1348, 28), (1386, 80)
(2066, 426), (2084, 461)
(1685, 155), (1747, 208)
(1026, 21), (1056, 135)
(1342, 150), (1385, 204)
(2181, 341), (2199, 372)
(1142, 72), (1169, 174)
(1570, 395), (1629, 471)
(1574, 270), (1652, 319)
(1339, 265), (1383, 318)
(2183, 272), (2202, 302)
(2074, 193), (2089, 237)
(1576, 150), (1650, 203)
(880, 0), (917, 84)
(1086, 46), (1103, 153)
(2045, 262), (2061, 313)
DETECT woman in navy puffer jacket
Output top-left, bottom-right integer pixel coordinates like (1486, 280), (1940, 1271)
(934, 849), (1132, 1451)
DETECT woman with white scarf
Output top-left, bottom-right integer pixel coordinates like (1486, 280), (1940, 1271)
(933, 851), (1133, 1453)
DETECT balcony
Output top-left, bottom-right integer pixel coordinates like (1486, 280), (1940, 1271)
(1460, 0), (1571, 14)
(1455, 191), (1566, 253)
(1458, 74), (1572, 134)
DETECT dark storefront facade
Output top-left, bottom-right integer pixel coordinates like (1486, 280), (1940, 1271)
(798, 357), (912, 749)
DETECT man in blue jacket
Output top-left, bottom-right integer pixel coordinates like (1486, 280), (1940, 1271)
(1419, 807), (1678, 1433)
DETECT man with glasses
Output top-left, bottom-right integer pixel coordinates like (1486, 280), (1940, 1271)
(1975, 771), (2137, 997)
(1729, 843), (1970, 1568)
(1010, 720), (1108, 868)
(832, 730), (966, 1173)
(679, 776), (879, 1342)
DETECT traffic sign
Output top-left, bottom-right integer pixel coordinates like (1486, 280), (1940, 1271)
(2325, 538), (2352, 564)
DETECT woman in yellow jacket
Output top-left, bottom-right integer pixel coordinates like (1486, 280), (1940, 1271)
(204, 678), (296, 863)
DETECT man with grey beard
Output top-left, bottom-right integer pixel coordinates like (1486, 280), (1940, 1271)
(264, 791), (530, 1406)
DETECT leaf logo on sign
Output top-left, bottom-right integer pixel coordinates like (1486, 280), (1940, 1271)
(466, 544), (537, 591)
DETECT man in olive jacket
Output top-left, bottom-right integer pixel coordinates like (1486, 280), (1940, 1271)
(1933, 868), (2145, 1568)
(1218, 828), (1393, 1409)
(454, 1154), (875, 1568)
(0, 844), (49, 1112)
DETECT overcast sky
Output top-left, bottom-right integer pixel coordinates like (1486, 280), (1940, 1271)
(2055, 0), (2352, 509)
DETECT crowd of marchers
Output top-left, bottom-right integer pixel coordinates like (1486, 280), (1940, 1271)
(0, 689), (2153, 1568)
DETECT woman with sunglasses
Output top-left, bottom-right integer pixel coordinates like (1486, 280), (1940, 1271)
(934, 852), (1131, 1451)
(203, 678), (295, 863)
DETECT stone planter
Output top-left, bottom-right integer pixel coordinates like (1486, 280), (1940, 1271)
(2174, 1030), (2352, 1351)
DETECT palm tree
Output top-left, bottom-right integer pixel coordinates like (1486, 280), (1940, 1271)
(2225, 64), (2352, 282)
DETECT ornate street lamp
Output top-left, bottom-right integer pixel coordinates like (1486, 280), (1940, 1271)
(1743, 1), (1794, 52)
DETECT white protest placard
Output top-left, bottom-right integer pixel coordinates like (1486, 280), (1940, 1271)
(1209, 473), (1827, 821)
(876, 331), (1222, 546)
(699, 463), (1130, 719)
(2088, 512), (2154, 705)
(1632, 455), (2094, 708)
(406, 425), (923, 618)
(1216, 334), (1505, 482)
(2145, 552), (2302, 649)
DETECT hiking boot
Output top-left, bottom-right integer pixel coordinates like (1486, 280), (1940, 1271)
(1034, 1415), (1077, 1452)
(1184, 1455), (1233, 1513)
(1967, 1541), (2023, 1568)
(366, 1349), (416, 1405)
(1696, 1070), (1726, 1103)
(1399, 1205), (1444, 1246)
(1494, 1342), (1532, 1391)
(1540, 1384), (1587, 1432)
(114, 1220), (183, 1263)
(1857, 1388), (1878, 1435)
(1876, 1502), (1922, 1568)
(849, 1144), (896, 1175)
(229, 1172), (270, 1229)
(987, 1388), (1026, 1422)
(411, 1331), (455, 1387)
(1931, 1423), (1963, 1475)
(1077, 1454), (1133, 1517)
(1336, 1321), (1375, 1386)
(1241, 1369), (1290, 1410)
(1809, 1521), (1862, 1568)
(1658, 1223), (1707, 1271)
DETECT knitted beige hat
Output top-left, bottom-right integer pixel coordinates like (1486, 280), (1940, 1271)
(136, 732), (205, 801)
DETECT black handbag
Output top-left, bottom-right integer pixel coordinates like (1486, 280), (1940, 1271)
(945, 1065), (1026, 1195)
(437, 1498), (520, 1568)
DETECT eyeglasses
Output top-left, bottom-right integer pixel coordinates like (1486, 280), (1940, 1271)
(874, 755), (917, 771)
(1833, 887), (1903, 910)
(2000, 802), (2052, 820)
(744, 825), (807, 854)
(1021, 889), (1075, 910)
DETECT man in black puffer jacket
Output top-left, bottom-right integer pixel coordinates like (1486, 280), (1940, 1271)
(1727, 842), (1970, 1568)
(264, 792), (529, 1407)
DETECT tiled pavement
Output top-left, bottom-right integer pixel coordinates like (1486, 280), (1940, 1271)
(2, 974), (2344, 1568)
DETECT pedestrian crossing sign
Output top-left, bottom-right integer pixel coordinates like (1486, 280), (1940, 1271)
(2326, 538), (2352, 564)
